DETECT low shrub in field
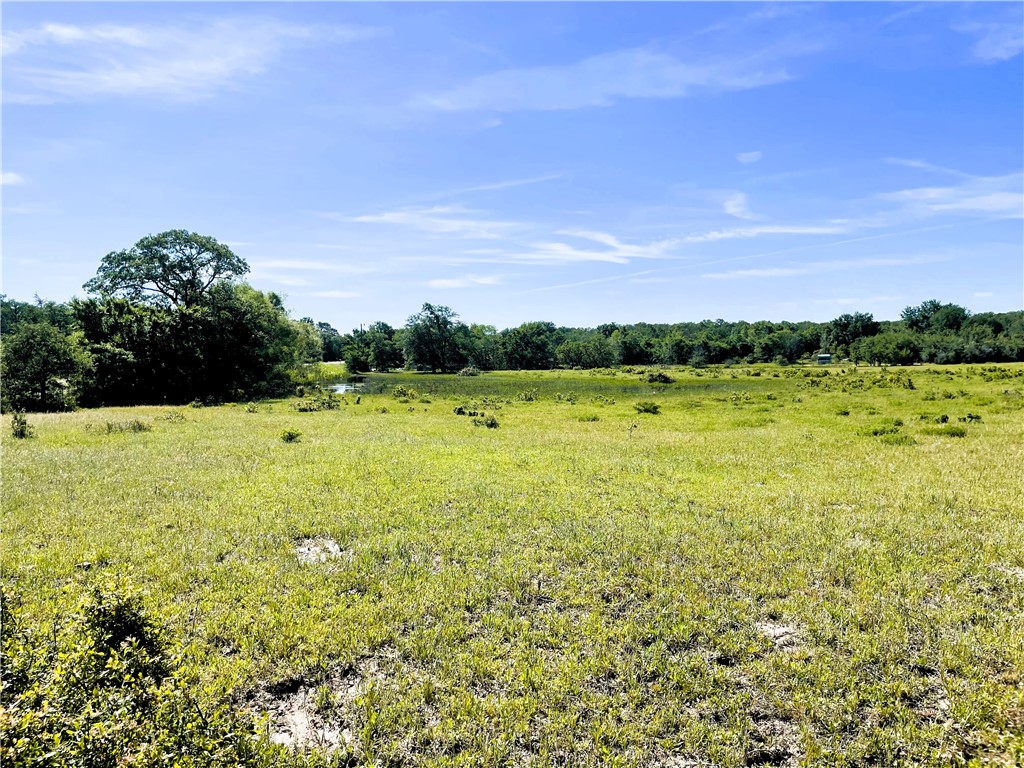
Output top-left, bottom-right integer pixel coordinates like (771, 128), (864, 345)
(456, 366), (480, 377)
(634, 401), (661, 414)
(280, 429), (302, 443)
(392, 385), (419, 399)
(292, 392), (340, 412)
(0, 579), (271, 767)
(575, 414), (600, 422)
(90, 419), (152, 434)
(644, 371), (675, 384)
(10, 413), (34, 439)
(554, 391), (578, 404)
(924, 424), (968, 438)
(515, 389), (538, 402)
(472, 414), (499, 428)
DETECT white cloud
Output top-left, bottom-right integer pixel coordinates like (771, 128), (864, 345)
(351, 205), (520, 240)
(973, 291), (994, 297)
(703, 255), (942, 280)
(414, 42), (816, 112)
(509, 230), (678, 265)
(250, 259), (371, 274)
(425, 274), (502, 289)
(954, 19), (1024, 63)
(877, 172), (1023, 218)
(0, 172), (25, 185)
(735, 151), (762, 164)
(2, 19), (378, 103)
(311, 290), (360, 299)
(884, 157), (973, 179)
(684, 224), (848, 243)
(723, 192), (756, 220)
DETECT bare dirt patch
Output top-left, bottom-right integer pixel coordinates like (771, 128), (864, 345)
(295, 536), (348, 564)
(993, 563), (1024, 582)
(756, 621), (806, 651)
(746, 715), (802, 766)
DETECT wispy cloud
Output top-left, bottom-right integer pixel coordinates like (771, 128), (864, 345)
(311, 290), (360, 299)
(510, 230), (679, 265)
(434, 174), (565, 197)
(684, 223), (848, 243)
(877, 172), (1023, 218)
(884, 157), (974, 179)
(722, 191), (757, 220)
(703, 255), (944, 280)
(414, 42), (817, 112)
(953, 18), (1024, 63)
(249, 259), (372, 274)
(0, 172), (25, 185)
(735, 151), (762, 164)
(973, 291), (994, 298)
(2, 19), (378, 103)
(350, 205), (520, 239)
(425, 274), (502, 289)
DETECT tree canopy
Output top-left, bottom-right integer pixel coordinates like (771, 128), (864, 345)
(83, 230), (249, 308)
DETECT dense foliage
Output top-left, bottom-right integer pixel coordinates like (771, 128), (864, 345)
(0, 579), (277, 767)
(3, 229), (1023, 411)
(331, 301), (1024, 374)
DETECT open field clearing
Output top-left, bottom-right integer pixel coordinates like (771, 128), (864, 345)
(3, 364), (1023, 767)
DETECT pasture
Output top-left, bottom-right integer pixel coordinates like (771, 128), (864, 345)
(3, 364), (1023, 767)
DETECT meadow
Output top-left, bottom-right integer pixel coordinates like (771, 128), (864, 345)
(2, 364), (1023, 767)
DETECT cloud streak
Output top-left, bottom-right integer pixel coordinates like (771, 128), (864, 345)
(0, 172), (25, 185)
(414, 42), (817, 112)
(350, 205), (520, 240)
(2, 18), (378, 103)
(702, 255), (944, 280)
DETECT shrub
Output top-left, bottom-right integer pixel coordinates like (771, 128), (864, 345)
(392, 385), (419, 399)
(292, 392), (340, 412)
(644, 371), (675, 384)
(280, 429), (302, 442)
(634, 401), (661, 414)
(836, 408), (851, 416)
(90, 419), (152, 434)
(0, 579), (267, 767)
(515, 389), (538, 402)
(575, 414), (600, 422)
(555, 391), (578, 404)
(456, 366), (480, 377)
(923, 425), (968, 438)
(10, 413), (34, 439)
(472, 414), (499, 428)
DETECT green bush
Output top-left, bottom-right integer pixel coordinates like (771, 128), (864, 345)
(280, 429), (302, 443)
(10, 413), (34, 439)
(633, 401), (661, 414)
(472, 414), (499, 429)
(923, 425), (968, 438)
(0, 579), (273, 767)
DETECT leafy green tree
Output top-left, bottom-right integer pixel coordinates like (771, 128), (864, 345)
(83, 230), (249, 308)
(1, 323), (90, 412)
(403, 303), (467, 373)
(555, 337), (616, 368)
(315, 322), (345, 362)
(366, 322), (404, 371)
(823, 312), (880, 356)
(501, 321), (557, 370)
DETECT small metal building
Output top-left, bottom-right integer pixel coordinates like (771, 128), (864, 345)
(817, 354), (832, 365)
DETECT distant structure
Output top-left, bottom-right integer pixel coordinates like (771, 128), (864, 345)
(817, 354), (832, 365)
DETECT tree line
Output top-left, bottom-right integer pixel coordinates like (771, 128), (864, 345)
(322, 300), (1024, 375)
(3, 230), (1023, 412)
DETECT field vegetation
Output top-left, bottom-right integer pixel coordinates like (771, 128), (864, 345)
(3, 363), (1023, 767)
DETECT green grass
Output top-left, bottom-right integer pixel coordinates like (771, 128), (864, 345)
(3, 364), (1024, 767)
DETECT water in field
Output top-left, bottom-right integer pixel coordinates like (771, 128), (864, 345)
(330, 383), (362, 393)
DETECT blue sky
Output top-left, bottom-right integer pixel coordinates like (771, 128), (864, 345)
(2, 2), (1022, 331)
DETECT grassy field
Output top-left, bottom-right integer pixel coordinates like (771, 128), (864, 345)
(3, 364), (1023, 767)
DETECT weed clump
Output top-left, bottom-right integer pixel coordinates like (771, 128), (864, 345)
(634, 401), (661, 414)
(10, 413), (34, 439)
(924, 425), (968, 438)
(89, 419), (152, 434)
(472, 414), (499, 428)
(644, 371), (675, 384)
(293, 391), (341, 412)
(280, 429), (302, 442)
(456, 366), (480, 377)
(0, 579), (264, 766)
(515, 389), (538, 402)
